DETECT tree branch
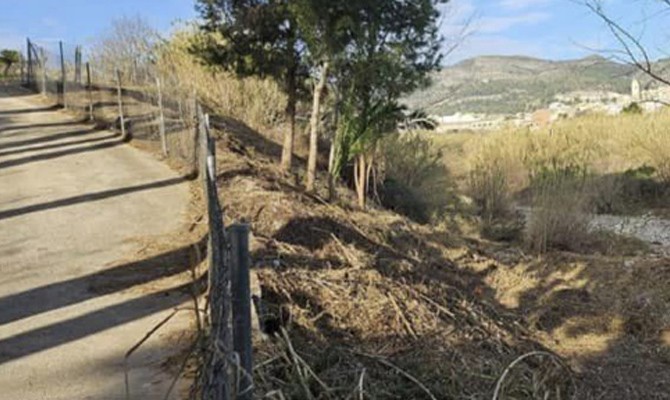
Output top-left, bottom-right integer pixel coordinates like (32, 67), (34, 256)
(584, 0), (670, 86)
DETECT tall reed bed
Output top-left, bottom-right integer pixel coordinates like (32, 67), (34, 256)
(433, 110), (670, 251)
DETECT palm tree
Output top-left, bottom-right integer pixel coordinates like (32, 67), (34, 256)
(1, 50), (21, 77)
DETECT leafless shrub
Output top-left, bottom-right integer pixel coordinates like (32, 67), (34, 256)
(526, 168), (593, 253)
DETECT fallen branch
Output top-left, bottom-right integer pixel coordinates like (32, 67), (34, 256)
(353, 351), (438, 400)
(124, 307), (194, 400)
(387, 293), (418, 340)
(491, 350), (575, 400)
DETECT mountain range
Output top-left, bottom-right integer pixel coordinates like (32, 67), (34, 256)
(404, 55), (668, 115)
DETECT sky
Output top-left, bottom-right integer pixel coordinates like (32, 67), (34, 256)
(0, 0), (668, 64)
(0, 0), (196, 50)
(441, 0), (670, 63)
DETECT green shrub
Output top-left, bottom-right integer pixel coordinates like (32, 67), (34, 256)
(589, 166), (666, 214)
(380, 132), (454, 223)
(378, 177), (432, 223)
(623, 102), (642, 115)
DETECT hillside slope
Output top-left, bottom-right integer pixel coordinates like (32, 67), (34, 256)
(206, 116), (670, 399)
(405, 55), (637, 115)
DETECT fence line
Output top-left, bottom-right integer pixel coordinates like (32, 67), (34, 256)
(22, 37), (254, 400)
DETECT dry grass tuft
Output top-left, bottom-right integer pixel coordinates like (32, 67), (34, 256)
(157, 29), (287, 134)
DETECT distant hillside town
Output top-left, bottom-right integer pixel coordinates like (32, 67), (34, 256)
(403, 54), (670, 132)
(432, 79), (670, 133)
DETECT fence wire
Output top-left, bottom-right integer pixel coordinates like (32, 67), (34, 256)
(22, 38), (252, 400)
(25, 38), (198, 166)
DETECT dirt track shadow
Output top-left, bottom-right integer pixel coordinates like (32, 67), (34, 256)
(0, 176), (189, 222)
(0, 236), (206, 326)
(0, 236), (207, 365)
(0, 132), (119, 157)
(0, 127), (100, 151)
(0, 138), (122, 169)
(0, 105), (60, 115)
(0, 119), (88, 133)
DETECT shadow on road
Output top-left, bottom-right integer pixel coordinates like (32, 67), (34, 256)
(0, 176), (189, 221)
(0, 132), (119, 157)
(0, 237), (207, 365)
(0, 105), (61, 115)
(0, 139), (122, 169)
(0, 128), (99, 151)
(0, 277), (205, 365)
(0, 119), (89, 134)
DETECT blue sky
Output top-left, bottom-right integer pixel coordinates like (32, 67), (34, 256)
(442, 0), (670, 63)
(0, 0), (196, 50)
(0, 0), (668, 64)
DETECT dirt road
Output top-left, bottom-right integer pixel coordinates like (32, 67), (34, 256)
(0, 85), (193, 399)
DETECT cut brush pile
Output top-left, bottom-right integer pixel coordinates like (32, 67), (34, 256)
(209, 127), (577, 400)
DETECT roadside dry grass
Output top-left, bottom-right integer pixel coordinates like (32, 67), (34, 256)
(431, 110), (670, 188)
(428, 110), (670, 251)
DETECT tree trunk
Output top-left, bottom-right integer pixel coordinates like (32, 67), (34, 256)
(366, 153), (375, 202)
(327, 87), (341, 201)
(281, 94), (296, 171)
(281, 62), (298, 171)
(327, 141), (336, 201)
(306, 61), (330, 192)
(355, 153), (367, 208)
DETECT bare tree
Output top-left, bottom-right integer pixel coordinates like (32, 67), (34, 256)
(89, 16), (160, 84)
(583, 0), (670, 86)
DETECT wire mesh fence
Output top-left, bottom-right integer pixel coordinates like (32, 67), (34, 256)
(22, 37), (253, 400)
(25, 38), (198, 168)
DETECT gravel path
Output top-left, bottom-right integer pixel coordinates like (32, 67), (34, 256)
(590, 213), (670, 249)
(0, 85), (192, 400)
(518, 205), (670, 252)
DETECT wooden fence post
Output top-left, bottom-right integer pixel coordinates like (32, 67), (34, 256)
(230, 224), (253, 400)
(59, 41), (66, 108)
(86, 62), (93, 121)
(116, 69), (127, 141)
(155, 76), (168, 157)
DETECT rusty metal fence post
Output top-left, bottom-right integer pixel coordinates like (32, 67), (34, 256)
(199, 105), (231, 400)
(59, 41), (66, 108)
(230, 224), (253, 400)
(26, 38), (32, 88)
(198, 105), (254, 400)
(86, 62), (93, 121)
(116, 69), (128, 141)
(155, 76), (168, 157)
(40, 48), (47, 96)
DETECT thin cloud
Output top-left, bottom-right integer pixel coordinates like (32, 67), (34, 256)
(447, 34), (546, 63)
(477, 12), (551, 33)
(499, 0), (552, 10)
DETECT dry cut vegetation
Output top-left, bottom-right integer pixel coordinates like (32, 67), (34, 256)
(202, 112), (670, 398)
(212, 127), (581, 399)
